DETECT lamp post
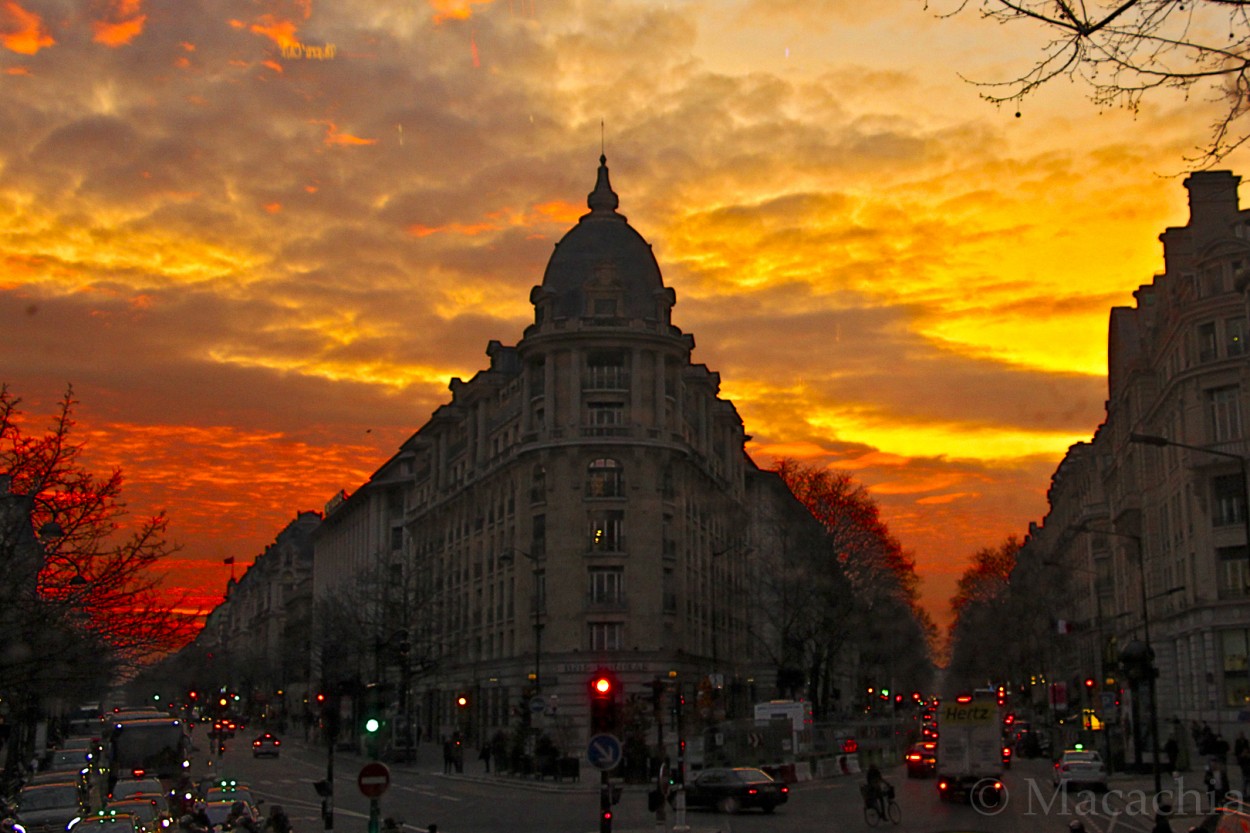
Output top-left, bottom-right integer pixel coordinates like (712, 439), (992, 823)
(500, 549), (544, 694)
(1075, 521), (1174, 794)
(1129, 432), (1250, 578)
(1042, 554), (1112, 769)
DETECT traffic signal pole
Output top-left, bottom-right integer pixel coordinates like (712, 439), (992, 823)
(673, 684), (688, 832)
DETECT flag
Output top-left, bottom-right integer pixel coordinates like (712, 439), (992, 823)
(223, 557), (235, 565)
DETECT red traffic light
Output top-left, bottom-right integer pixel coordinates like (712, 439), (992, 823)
(456, 694), (469, 708)
(1084, 678), (1096, 688)
(592, 677), (612, 696)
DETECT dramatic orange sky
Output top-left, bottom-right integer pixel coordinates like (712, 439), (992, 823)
(4, 0), (1247, 634)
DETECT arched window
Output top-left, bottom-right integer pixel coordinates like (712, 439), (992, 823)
(587, 458), (623, 497)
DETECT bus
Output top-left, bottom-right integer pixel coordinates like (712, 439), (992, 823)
(106, 716), (190, 781)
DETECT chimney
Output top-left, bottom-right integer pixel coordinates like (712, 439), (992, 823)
(1184, 170), (1241, 245)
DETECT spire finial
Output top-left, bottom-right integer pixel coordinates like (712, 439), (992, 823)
(600, 119), (605, 157)
(587, 149), (619, 215)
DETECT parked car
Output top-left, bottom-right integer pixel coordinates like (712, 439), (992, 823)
(672, 767), (788, 814)
(16, 782), (87, 833)
(905, 741), (938, 778)
(250, 734), (280, 759)
(1053, 749), (1108, 791)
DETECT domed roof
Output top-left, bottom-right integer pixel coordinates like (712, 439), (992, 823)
(539, 155), (666, 320)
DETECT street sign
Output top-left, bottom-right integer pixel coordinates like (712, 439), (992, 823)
(586, 733), (623, 771)
(357, 762), (390, 798)
(529, 696), (545, 714)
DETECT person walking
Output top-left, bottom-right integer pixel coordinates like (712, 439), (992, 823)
(441, 739), (453, 775)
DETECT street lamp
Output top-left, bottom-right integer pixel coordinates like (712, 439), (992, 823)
(1042, 555), (1112, 769)
(499, 549), (545, 694)
(1074, 521), (1165, 794)
(1129, 432), (1250, 584)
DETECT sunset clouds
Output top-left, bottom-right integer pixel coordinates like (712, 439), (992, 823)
(2, 0), (1240, 626)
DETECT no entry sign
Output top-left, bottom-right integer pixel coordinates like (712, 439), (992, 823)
(357, 762), (390, 798)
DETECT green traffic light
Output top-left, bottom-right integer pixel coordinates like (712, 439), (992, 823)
(365, 717), (380, 733)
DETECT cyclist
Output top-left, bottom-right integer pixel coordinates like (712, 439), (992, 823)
(863, 764), (892, 817)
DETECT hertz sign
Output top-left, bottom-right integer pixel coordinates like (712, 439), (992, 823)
(939, 703), (995, 725)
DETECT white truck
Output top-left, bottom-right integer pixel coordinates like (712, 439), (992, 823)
(935, 691), (1004, 808)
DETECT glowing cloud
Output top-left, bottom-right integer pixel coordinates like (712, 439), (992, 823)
(317, 121), (378, 146)
(429, 0), (494, 24)
(1, 1), (54, 54)
(93, 0), (146, 47)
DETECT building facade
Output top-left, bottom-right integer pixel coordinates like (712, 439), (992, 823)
(311, 156), (805, 754)
(1019, 171), (1250, 748)
(196, 510), (321, 715)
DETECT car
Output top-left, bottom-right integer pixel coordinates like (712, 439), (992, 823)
(905, 741), (938, 777)
(202, 786), (255, 809)
(70, 812), (139, 833)
(105, 799), (170, 833)
(109, 779), (165, 805)
(200, 800), (261, 832)
(673, 767), (789, 814)
(1053, 748), (1108, 791)
(16, 782), (87, 833)
(251, 734), (280, 758)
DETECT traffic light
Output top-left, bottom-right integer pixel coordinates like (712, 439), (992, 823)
(456, 693), (469, 709)
(588, 669), (620, 736)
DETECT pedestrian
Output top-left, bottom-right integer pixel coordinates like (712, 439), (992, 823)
(1205, 759), (1230, 809)
(479, 744), (491, 773)
(442, 739), (453, 775)
(1239, 750), (1250, 800)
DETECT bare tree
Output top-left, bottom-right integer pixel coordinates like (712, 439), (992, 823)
(772, 460), (935, 710)
(934, 0), (1250, 162)
(0, 385), (197, 671)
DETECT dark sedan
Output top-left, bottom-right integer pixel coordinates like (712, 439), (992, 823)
(905, 741), (938, 777)
(674, 767), (789, 814)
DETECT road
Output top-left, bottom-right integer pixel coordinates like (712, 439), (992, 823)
(189, 730), (1202, 833)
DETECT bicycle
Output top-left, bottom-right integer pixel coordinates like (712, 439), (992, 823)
(861, 784), (901, 826)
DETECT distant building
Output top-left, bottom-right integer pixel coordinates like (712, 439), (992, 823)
(311, 156), (830, 753)
(1020, 171), (1250, 748)
(197, 510), (320, 714)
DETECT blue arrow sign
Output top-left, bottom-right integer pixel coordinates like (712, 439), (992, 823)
(586, 733), (622, 771)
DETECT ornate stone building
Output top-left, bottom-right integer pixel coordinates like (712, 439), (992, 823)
(312, 156), (799, 752)
(1019, 171), (1250, 749)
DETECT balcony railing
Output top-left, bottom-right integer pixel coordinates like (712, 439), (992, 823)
(585, 592), (629, 612)
(583, 367), (630, 391)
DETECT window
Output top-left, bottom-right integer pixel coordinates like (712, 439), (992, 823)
(1229, 318), (1247, 357)
(531, 514), (546, 558)
(390, 526), (403, 551)
(533, 569), (546, 614)
(587, 402), (624, 431)
(662, 567), (676, 613)
(1223, 629), (1250, 707)
(589, 511), (624, 552)
(585, 352), (627, 390)
(587, 458), (624, 497)
(1218, 546), (1249, 600)
(588, 567), (624, 605)
(530, 465), (546, 504)
(589, 622), (623, 651)
(1199, 322), (1218, 362)
(1214, 474), (1247, 527)
(1208, 386), (1244, 442)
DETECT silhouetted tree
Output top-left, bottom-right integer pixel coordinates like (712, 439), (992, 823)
(946, 536), (1021, 690)
(933, 0), (1250, 162)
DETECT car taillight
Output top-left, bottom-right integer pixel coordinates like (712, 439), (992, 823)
(747, 788), (757, 795)
(938, 780), (948, 790)
(907, 754), (920, 761)
(781, 786), (788, 794)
